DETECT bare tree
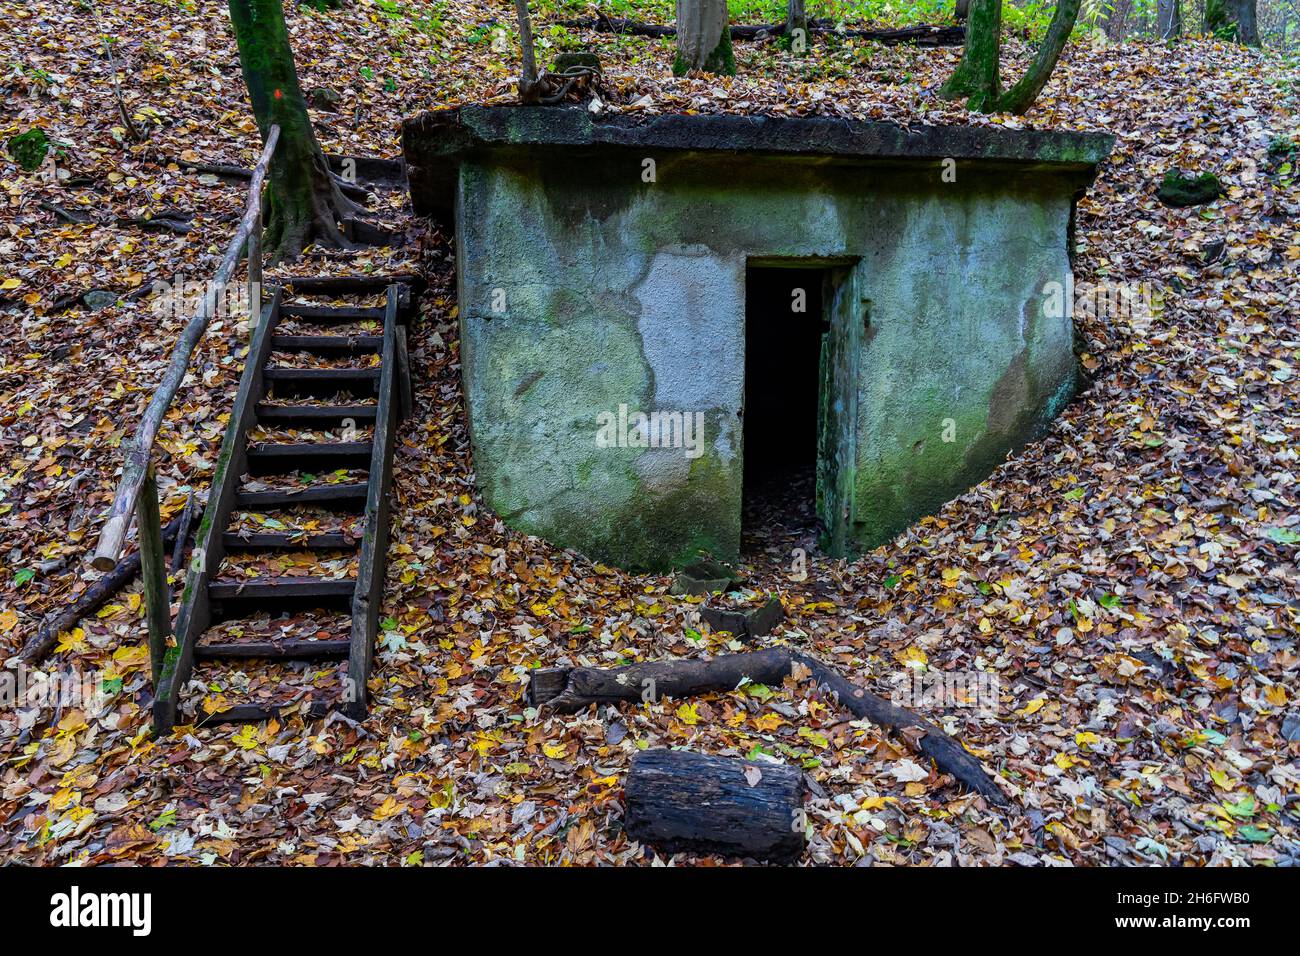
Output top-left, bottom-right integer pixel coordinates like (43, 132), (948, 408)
(1157, 0), (1183, 38)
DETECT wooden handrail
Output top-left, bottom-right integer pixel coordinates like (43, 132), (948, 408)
(92, 125), (280, 571)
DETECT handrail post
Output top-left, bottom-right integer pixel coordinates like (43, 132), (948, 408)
(248, 208), (262, 334)
(137, 463), (172, 684)
(92, 124), (278, 573)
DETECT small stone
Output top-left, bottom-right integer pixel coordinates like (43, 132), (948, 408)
(551, 52), (601, 74)
(670, 558), (743, 596)
(82, 290), (118, 310)
(7, 128), (49, 172)
(700, 595), (784, 642)
(1156, 169), (1222, 208)
(308, 86), (343, 111)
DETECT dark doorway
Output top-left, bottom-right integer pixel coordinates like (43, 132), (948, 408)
(742, 266), (830, 560)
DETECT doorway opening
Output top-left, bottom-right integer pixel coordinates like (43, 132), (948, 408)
(742, 265), (831, 561)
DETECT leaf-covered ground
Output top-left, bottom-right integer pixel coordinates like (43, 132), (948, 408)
(2, 1), (1299, 865)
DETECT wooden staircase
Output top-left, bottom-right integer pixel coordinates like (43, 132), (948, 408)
(153, 275), (421, 733)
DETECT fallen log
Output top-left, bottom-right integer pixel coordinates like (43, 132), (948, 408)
(624, 748), (806, 861)
(19, 509), (189, 665)
(528, 648), (1008, 806)
(551, 15), (964, 46)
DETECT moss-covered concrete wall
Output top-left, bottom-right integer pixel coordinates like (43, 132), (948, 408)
(456, 151), (1081, 570)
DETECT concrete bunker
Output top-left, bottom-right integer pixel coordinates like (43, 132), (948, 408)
(403, 106), (1113, 570)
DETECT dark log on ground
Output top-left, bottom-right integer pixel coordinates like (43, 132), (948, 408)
(19, 510), (189, 665)
(624, 749), (806, 861)
(552, 16), (964, 46)
(529, 648), (1008, 806)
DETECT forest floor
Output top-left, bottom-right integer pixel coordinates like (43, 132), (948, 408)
(2, 0), (1299, 865)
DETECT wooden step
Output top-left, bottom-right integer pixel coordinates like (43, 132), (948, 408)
(221, 531), (359, 551)
(246, 441), (374, 475)
(197, 699), (334, 725)
(234, 483), (369, 510)
(263, 367), (380, 398)
(208, 577), (356, 601)
(278, 304), (386, 324)
(195, 639), (351, 661)
(280, 274), (423, 296)
(255, 403), (377, 427)
(271, 334), (383, 356)
(207, 576), (356, 622)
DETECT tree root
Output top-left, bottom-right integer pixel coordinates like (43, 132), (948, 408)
(528, 648), (1009, 807)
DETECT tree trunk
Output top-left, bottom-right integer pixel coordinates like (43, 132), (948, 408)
(624, 749), (806, 861)
(228, 0), (361, 261)
(674, 0), (735, 75)
(1228, 0), (1260, 43)
(994, 0), (1082, 113)
(955, 0), (970, 21)
(786, 0), (809, 52)
(1206, 0), (1260, 43)
(1102, 0), (1133, 39)
(1157, 0), (1182, 38)
(939, 0), (1001, 110)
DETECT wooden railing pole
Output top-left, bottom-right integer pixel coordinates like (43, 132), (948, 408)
(137, 463), (172, 684)
(91, 124), (279, 571)
(248, 214), (262, 333)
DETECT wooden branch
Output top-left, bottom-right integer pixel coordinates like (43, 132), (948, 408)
(528, 649), (1009, 806)
(19, 510), (188, 665)
(89, 2), (145, 143)
(91, 125), (279, 572)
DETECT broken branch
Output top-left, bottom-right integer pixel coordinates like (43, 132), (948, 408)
(528, 648), (1009, 806)
(19, 509), (189, 666)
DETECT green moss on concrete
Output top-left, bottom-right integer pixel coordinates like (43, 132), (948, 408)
(457, 153), (1087, 570)
(673, 27), (736, 77)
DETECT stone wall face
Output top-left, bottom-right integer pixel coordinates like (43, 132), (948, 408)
(456, 151), (1079, 569)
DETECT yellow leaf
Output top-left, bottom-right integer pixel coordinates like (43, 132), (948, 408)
(752, 713), (785, 732)
(896, 645), (928, 666)
(231, 725), (262, 750)
(542, 741), (568, 759)
(1017, 697), (1046, 717)
(0, 609), (17, 633)
(372, 796), (406, 820)
(1, 278), (21, 290)
(1264, 685), (1287, 707)
(941, 567), (964, 588)
(675, 702), (700, 725)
